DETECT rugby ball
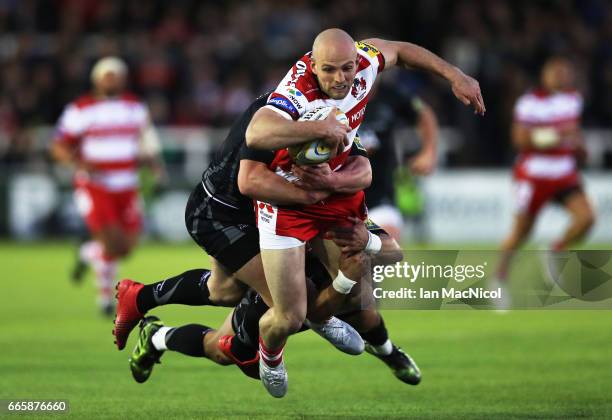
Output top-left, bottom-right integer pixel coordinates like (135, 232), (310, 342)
(288, 106), (349, 165)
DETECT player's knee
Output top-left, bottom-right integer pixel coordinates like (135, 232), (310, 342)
(208, 276), (246, 307)
(209, 287), (243, 307)
(113, 242), (131, 258)
(277, 310), (306, 335)
(101, 234), (130, 258)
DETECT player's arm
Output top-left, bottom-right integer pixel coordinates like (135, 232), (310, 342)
(327, 217), (404, 265)
(50, 140), (77, 168)
(511, 122), (533, 151)
(50, 136), (95, 173)
(238, 159), (329, 206)
(245, 107), (349, 153)
(50, 104), (91, 172)
(138, 118), (167, 184)
(292, 155), (372, 194)
(409, 99), (439, 175)
(364, 38), (485, 115)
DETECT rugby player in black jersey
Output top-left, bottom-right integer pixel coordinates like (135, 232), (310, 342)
(115, 92), (422, 387)
(113, 93), (367, 354)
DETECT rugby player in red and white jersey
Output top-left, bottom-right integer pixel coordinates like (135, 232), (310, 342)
(51, 57), (164, 315)
(244, 28), (485, 397)
(494, 56), (596, 305)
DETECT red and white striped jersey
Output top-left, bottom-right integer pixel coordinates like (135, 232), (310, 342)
(513, 89), (583, 180)
(265, 41), (385, 174)
(54, 93), (150, 191)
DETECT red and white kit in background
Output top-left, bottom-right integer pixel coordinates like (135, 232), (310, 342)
(256, 42), (385, 248)
(54, 93), (151, 234)
(512, 89), (583, 215)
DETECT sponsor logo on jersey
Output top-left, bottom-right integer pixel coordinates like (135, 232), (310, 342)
(268, 96), (298, 117)
(286, 91), (303, 110)
(257, 201), (275, 224)
(351, 77), (367, 100)
(258, 202), (275, 214)
(356, 41), (381, 58)
(350, 104), (367, 124)
(287, 60), (308, 87)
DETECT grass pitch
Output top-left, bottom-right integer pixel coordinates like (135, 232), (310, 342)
(2, 241), (611, 419)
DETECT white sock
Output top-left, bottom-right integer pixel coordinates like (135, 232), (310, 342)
(79, 241), (102, 264)
(372, 339), (393, 356)
(332, 271), (357, 295)
(92, 256), (118, 300)
(151, 326), (172, 351)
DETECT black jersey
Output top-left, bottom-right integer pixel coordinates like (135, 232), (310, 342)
(199, 93), (270, 223)
(360, 84), (421, 208)
(199, 92), (368, 224)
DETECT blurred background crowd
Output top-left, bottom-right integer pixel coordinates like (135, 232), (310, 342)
(0, 0), (611, 167)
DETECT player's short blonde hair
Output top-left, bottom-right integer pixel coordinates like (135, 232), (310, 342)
(90, 56), (128, 83)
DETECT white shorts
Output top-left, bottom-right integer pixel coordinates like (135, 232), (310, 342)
(257, 201), (305, 250)
(259, 228), (305, 250)
(368, 204), (404, 231)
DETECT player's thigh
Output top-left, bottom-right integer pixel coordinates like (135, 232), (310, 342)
(509, 212), (536, 241)
(309, 237), (342, 279)
(187, 212), (263, 304)
(234, 254), (272, 306)
(117, 190), (142, 250)
(260, 246), (307, 318)
(511, 180), (540, 238)
(94, 224), (126, 257)
(75, 184), (113, 235)
(207, 257), (249, 307)
(561, 188), (595, 222)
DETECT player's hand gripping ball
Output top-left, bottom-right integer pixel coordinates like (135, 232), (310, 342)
(288, 106), (350, 165)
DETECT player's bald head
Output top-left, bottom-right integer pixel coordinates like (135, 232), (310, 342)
(312, 28), (356, 63)
(310, 29), (359, 99)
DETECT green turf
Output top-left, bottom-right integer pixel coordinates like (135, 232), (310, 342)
(2, 241), (611, 419)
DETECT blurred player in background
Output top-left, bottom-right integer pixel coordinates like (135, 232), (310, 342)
(494, 56), (596, 303)
(358, 76), (439, 241)
(51, 57), (164, 316)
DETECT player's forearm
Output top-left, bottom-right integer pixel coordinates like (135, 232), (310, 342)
(416, 106), (438, 154)
(391, 41), (461, 83)
(512, 123), (537, 151)
(330, 156), (372, 194)
(245, 108), (325, 150)
(372, 235), (404, 265)
(50, 142), (78, 168)
(238, 160), (323, 206)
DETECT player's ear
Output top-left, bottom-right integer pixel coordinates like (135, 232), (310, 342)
(311, 59), (318, 76)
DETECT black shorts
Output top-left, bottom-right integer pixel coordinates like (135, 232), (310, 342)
(185, 183), (260, 274)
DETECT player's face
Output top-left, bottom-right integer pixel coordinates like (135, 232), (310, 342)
(542, 59), (574, 92)
(96, 71), (125, 96)
(312, 55), (359, 99)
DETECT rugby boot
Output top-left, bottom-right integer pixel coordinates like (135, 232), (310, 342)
(113, 279), (144, 350)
